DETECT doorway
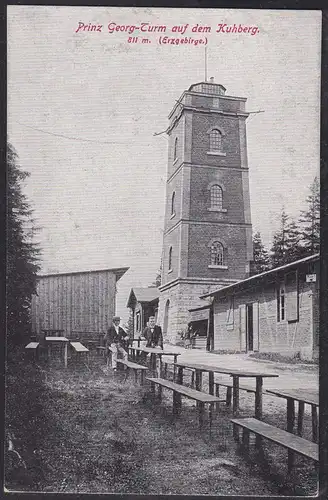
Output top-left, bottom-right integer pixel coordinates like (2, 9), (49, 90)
(163, 299), (170, 336)
(246, 304), (253, 352)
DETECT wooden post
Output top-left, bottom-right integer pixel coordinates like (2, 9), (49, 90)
(163, 362), (168, 379)
(287, 398), (295, 433)
(232, 376), (239, 416)
(215, 384), (220, 411)
(198, 402), (205, 429)
(233, 424), (239, 442)
(312, 405), (318, 443)
(64, 342), (68, 369)
(191, 371), (195, 388)
(242, 428), (250, 452)
(226, 387), (232, 407)
(297, 401), (305, 436)
(177, 366), (184, 385)
(208, 371), (214, 395)
(255, 376), (263, 420)
(195, 370), (202, 391)
(140, 370), (145, 386)
(173, 391), (182, 416)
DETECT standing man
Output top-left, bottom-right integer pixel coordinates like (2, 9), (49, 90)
(143, 316), (163, 349)
(142, 316), (163, 375)
(104, 316), (129, 371)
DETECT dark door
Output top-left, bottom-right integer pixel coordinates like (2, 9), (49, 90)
(246, 304), (253, 352)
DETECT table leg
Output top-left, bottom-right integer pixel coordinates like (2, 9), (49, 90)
(232, 376), (239, 416)
(287, 398), (295, 433)
(64, 343), (68, 368)
(312, 405), (318, 443)
(137, 339), (141, 348)
(173, 359), (177, 382)
(208, 371), (214, 395)
(297, 401), (305, 436)
(177, 366), (183, 385)
(173, 391), (182, 416)
(195, 370), (203, 391)
(163, 362), (168, 379)
(255, 377), (263, 420)
(198, 402), (205, 429)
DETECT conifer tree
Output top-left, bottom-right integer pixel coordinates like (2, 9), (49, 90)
(7, 143), (41, 347)
(298, 176), (320, 255)
(270, 209), (303, 267)
(251, 231), (270, 275)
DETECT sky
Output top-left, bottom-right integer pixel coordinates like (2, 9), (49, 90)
(7, 7), (321, 323)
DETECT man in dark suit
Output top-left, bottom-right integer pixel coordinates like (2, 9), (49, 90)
(104, 316), (129, 370)
(143, 316), (163, 349)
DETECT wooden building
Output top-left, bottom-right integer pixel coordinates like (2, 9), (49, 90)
(201, 254), (319, 361)
(31, 267), (129, 338)
(126, 287), (159, 337)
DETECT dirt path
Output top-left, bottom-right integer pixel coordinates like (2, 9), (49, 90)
(5, 357), (318, 495)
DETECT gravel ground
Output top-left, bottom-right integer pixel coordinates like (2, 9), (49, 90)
(5, 350), (318, 495)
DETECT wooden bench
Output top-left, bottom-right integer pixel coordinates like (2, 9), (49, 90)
(231, 417), (319, 472)
(25, 342), (39, 360)
(96, 346), (106, 357)
(147, 377), (224, 429)
(117, 359), (148, 384)
(70, 342), (89, 364)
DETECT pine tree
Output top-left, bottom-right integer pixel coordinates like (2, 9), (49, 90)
(270, 209), (303, 267)
(251, 231), (270, 275)
(7, 143), (41, 347)
(298, 176), (320, 255)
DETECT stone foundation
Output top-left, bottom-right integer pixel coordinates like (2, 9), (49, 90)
(158, 279), (228, 344)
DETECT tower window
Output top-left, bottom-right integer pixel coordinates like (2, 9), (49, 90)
(210, 185), (223, 210)
(174, 138), (178, 161)
(209, 129), (223, 152)
(168, 246), (173, 271)
(171, 192), (176, 217)
(210, 241), (224, 266)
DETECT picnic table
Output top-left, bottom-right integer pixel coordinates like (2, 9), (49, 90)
(129, 346), (180, 375)
(174, 361), (278, 420)
(266, 388), (319, 442)
(45, 336), (69, 368)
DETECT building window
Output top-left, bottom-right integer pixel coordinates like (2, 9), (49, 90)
(210, 241), (224, 266)
(210, 129), (223, 152)
(277, 285), (285, 322)
(174, 138), (178, 161)
(171, 192), (176, 217)
(210, 185), (223, 210)
(168, 246), (173, 271)
(136, 311), (140, 332)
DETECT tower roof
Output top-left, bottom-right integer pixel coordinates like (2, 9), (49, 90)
(188, 81), (226, 95)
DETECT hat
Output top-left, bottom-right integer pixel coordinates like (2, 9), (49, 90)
(113, 316), (121, 321)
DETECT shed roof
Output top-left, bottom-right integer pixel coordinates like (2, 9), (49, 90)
(38, 267), (129, 282)
(201, 254), (319, 299)
(127, 287), (159, 308)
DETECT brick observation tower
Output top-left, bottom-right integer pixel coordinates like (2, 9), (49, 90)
(157, 79), (253, 343)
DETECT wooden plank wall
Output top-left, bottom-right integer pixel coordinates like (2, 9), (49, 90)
(31, 271), (116, 337)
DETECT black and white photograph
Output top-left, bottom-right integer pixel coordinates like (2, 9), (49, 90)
(6, 6), (321, 495)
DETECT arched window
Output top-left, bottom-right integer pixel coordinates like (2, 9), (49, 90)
(209, 129), (223, 152)
(168, 246), (173, 270)
(210, 241), (224, 266)
(210, 185), (223, 210)
(174, 138), (178, 161)
(171, 192), (176, 216)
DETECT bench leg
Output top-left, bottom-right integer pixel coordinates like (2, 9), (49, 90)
(140, 370), (145, 386)
(209, 403), (214, 433)
(215, 384), (220, 411)
(173, 391), (182, 416)
(158, 385), (162, 402)
(232, 376), (239, 416)
(134, 369), (138, 383)
(287, 398), (295, 434)
(242, 428), (250, 452)
(191, 371), (195, 388)
(226, 386), (232, 407)
(198, 402), (205, 429)
(233, 423), (239, 442)
(312, 405), (318, 443)
(163, 362), (168, 379)
(208, 371), (214, 395)
(150, 381), (155, 395)
(255, 377), (263, 420)
(297, 401), (305, 436)
(287, 450), (295, 473)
